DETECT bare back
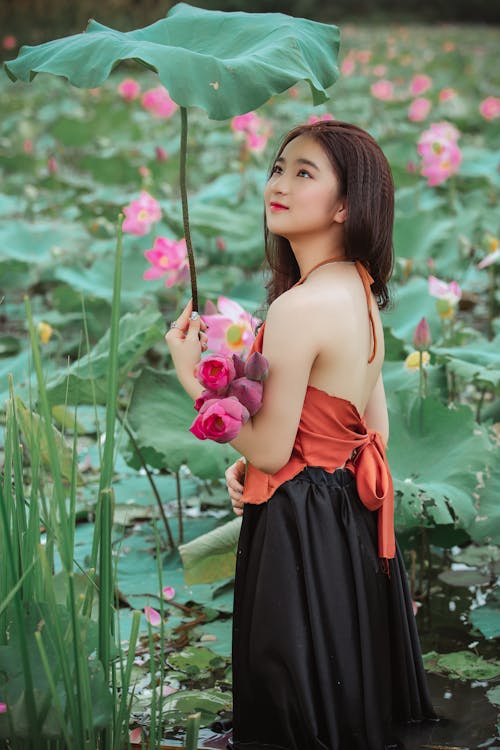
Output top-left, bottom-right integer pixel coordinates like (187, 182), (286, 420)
(288, 260), (384, 416)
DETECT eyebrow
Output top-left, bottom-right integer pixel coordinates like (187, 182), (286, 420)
(275, 156), (320, 171)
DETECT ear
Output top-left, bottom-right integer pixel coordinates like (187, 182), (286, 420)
(333, 201), (347, 224)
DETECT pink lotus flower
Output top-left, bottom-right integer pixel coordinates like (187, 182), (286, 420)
(144, 606), (161, 627)
(122, 191), (162, 236)
(194, 389), (218, 412)
(231, 112), (259, 133)
(428, 275), (462, 304)
(478, 249), (500, 269)
(190, 397), (250, 443)
(162, 586), (175, 600)
(479, 96), (500, 121)
(143, 237), (189, 287)
(413, 317), (431, 350)
(227, 377), (263, 416)
(408, 97), (432, 122)
(0, 702), (6, 714)
(202, 297), (260, 358)
(357, 50), (372, 63)
(130, 727), (142, 744)
(47, 156), (57, 175)
(231, 111), (272, 153)
(2, 35), (17, 50)
(142, 87), (178, 119)
(117, 78), (141, 102)
(216, 236), (226, 251)
(417, 121), (462, 186)
(478, 236), (500, 269)
(23, 139), (33, 155)
(308, 113), (335, 124)
(370, 80), (394, 101)
(372, 64), (387, 77)
(196, 354), (236, 391)
(155, 146), (168, 162)
(439, 88), (456, 102)
(410, 74), (432, 96)
(341, 58), (355, 76)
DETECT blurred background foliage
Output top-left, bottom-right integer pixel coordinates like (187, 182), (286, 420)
(0, 0), (499, 51)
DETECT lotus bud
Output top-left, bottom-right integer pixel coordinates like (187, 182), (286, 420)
(232, 353), (246, 379)
(413, 317), (431, 350)
(228, 377), (263, 416)
(244, 352), (269, 382)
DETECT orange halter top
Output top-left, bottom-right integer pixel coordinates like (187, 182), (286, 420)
(241, 257), (395, 561)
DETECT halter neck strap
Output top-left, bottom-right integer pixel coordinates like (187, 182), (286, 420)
(293, 257), (377, 363)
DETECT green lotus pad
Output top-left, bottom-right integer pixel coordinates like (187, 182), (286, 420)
(4, 3), (340, 120)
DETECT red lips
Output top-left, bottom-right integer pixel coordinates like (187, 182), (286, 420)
(269, 202), (289, 210)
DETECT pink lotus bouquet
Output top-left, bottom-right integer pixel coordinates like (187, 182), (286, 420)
(189, 352), (269, 443)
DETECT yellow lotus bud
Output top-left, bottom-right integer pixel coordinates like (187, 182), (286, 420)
(37, 321), (54, 344)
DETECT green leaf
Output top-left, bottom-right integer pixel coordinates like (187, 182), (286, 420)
(469, 461), (500, 546)
(388, 394), (494, 535)
(45, 306), (163, 406)
(127, 367), (238, 479)
(470, 597), (500, 640)
(179, 517), (241, 585)
(0, 603), (112, 739)
(422, 650), (500, 681)
(5, 4), (340, 120)
(166, 645), (227, 674)
(487, 685), (500, 707)
(158, 687), (231, 727)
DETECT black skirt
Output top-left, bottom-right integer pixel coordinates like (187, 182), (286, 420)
(231, 467), (436, 750)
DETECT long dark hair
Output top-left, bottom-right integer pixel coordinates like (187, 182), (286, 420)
(264, 120), (394, 310)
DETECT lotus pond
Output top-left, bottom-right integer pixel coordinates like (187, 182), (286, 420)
(0, 17), (499, 750)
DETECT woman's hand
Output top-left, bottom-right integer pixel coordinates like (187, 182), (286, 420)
(165, 299), (208, 398)
(225, 457), (246, 516)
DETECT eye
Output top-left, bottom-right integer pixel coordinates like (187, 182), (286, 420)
(270, 163), (283, 175)
(298, 168), (312, 178)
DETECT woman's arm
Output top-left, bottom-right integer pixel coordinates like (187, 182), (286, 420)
(363, 373), (389, 446)
(166, 291), (320, 474)
(229, 290), (319, 473)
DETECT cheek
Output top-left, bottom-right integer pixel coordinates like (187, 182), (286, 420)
(263, 180), (273, 203)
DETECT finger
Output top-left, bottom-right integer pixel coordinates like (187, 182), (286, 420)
(185, 311), (202, 342)
(175, 299), (194, 330)
(228, 477), (244, 493)
(231, 497), (244, 512)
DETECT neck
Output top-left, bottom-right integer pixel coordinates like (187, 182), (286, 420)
(289, 233), (346, 278)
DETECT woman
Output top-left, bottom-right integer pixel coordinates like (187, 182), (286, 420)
(166, 120), (436, 750)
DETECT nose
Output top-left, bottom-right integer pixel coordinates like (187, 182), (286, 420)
(271, 171), (288, 195)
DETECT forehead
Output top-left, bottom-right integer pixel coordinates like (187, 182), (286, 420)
(278, 134), (330, 166)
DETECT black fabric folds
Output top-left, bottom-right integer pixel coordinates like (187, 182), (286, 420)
(231, 467), (436, 750)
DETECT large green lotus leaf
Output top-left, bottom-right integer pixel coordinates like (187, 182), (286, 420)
(468, 461), (500, 546)
(382, 277), (439, 342)
(127, 367), (238, 479)
(4, 3), (340, 121)
(388, 394), (493, 534)
(179, 517), (242, 585)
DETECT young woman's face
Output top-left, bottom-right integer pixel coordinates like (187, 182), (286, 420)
(264, 134), (346, 242)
